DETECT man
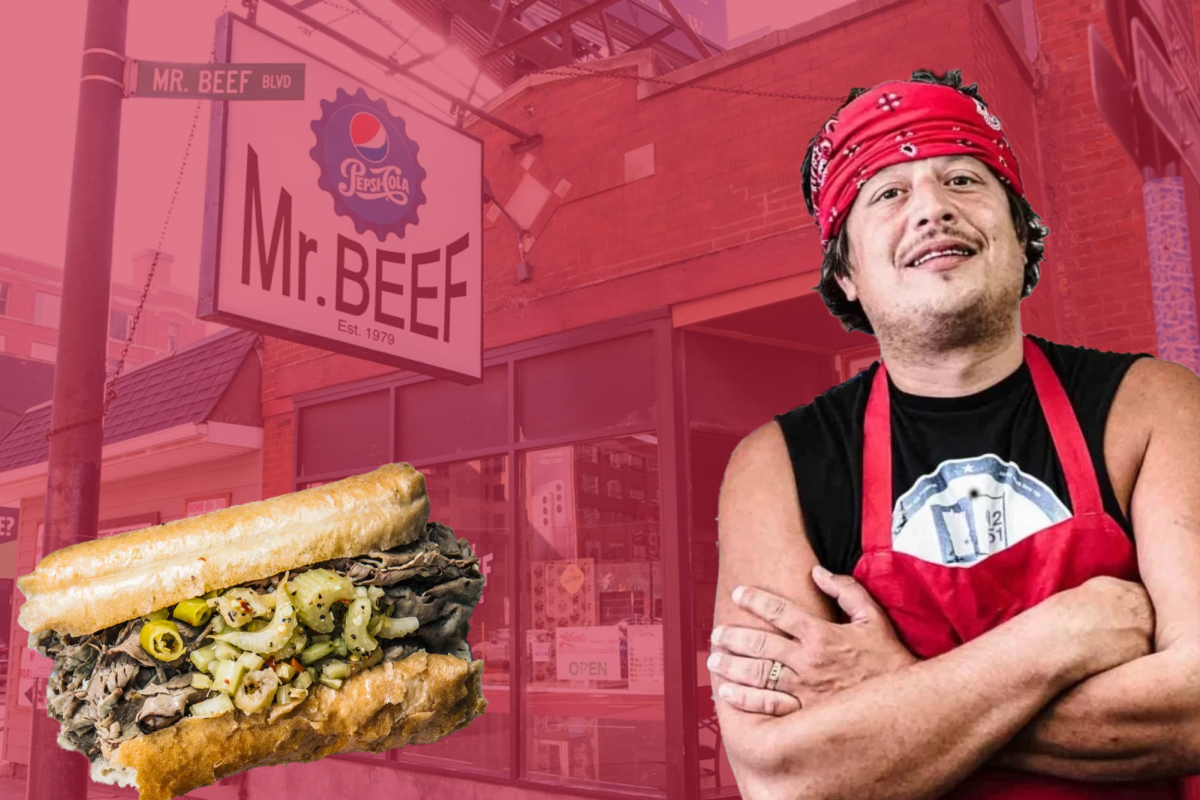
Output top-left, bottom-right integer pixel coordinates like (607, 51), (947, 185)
(708, 69), (1200, 800)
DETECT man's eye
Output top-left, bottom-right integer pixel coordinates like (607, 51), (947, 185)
(876, 188), (901, 202)
(950, 175), (975, 186)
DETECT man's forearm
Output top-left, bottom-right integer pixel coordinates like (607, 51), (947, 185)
(721, 603), (1110, 800)
(995, 647), (1200, 781)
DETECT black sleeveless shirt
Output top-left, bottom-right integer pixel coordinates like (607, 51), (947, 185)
(774, 336), (1152, 575)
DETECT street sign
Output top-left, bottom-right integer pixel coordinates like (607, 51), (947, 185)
(1131, 18), (1200, 181)
(199, 14), (483, 383)
(1136, 0), (1200, 112)
(1089, 24), (1143, 167)
(128, 60), (305, 100)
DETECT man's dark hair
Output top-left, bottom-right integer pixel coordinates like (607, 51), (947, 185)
(801, 68), (1050, 334)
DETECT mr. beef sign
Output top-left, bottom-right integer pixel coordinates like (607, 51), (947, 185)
(199, 14), (482, 382)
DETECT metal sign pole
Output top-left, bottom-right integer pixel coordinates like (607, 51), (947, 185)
(25, 1), (127, 799)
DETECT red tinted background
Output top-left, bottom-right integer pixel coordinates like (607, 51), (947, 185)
(1, 0), (1198, 798)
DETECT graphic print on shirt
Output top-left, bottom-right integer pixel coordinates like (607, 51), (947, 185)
(891, 455), (1071, 567)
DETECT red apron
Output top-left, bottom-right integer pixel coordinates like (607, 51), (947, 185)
(851, 337), (1181, 799)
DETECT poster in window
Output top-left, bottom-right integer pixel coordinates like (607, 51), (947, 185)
(530, 559), (596, 683)
(628, 624), (664, 693)
(555, 626), (621, 682)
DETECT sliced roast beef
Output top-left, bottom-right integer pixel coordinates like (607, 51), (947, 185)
(135, 675), (206, 733)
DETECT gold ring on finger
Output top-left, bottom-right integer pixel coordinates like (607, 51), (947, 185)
(766, 660), (784, 691)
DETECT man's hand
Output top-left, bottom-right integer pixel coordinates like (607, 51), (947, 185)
(708, 565), (917, 715)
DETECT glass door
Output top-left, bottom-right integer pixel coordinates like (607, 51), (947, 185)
(519, 436), (667, 791)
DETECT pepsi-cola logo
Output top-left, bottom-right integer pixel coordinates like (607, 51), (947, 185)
(310, 88), (427, 241)
(350, 112), (389, 162)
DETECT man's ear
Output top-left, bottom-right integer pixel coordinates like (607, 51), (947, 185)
(836, 273), (859, 302)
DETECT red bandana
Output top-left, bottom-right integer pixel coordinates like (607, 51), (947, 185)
(809, 80), (1025, 253)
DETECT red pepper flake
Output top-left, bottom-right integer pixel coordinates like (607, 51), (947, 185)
(264, 656), (276, 670)
(239, 600), (253, 615)
(199, 557), (207, 562)
(290, 658), (304, 674)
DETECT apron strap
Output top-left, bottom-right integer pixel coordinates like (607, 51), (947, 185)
(860, 337), (1105, 553)
(1022, 337), (1105, 516)
(862, 363), (894, 552)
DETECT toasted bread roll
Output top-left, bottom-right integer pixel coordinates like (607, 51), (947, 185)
(83, 652), (485, 800)
(18, 464), (430, 637)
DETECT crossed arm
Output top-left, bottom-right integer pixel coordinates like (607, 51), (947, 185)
(711, 358), (1200, 800)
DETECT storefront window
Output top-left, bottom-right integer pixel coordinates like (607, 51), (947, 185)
(517, 333), (655, 441)
(521, 436), (665, 791)
(396, 365), (508, 462)
(297, 390), (390, 477)
(684, 331), (837, 435)
(398, 456), (512, 773)
(295, 320), (673, 793)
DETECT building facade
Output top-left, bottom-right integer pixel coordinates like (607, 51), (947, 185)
(0, 249), (210, 370)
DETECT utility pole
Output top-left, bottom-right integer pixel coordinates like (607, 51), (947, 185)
(26, 1), (127, 799)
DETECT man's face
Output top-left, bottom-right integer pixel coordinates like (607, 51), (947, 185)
(837, 155), (1026, 349)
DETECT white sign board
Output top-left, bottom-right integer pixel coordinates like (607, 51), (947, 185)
(556, 626), (621, 682)
(185, 494), (231, 518)
(200, 14), (483, 383)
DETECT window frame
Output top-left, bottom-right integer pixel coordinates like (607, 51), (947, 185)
(109, 309), (130, 342)
(33, 291), (60, 328)
(0, 282), (9, 316)
(29, 342), (57, 363)
(291, 308), (695, 799)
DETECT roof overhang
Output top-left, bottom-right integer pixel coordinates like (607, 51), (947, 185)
(0, 422), (262, 502)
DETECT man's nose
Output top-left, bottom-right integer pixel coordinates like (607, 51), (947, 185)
(910, 180), (957, 228)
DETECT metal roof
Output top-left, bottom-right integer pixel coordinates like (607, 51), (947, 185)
(0, 328), (261, 474)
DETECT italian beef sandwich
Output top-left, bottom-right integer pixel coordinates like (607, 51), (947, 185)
(17, 463), (486, 800)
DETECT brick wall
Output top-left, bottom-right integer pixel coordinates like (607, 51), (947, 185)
(468, 0), (982, 347)
(1028, 0), (1182, 354)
